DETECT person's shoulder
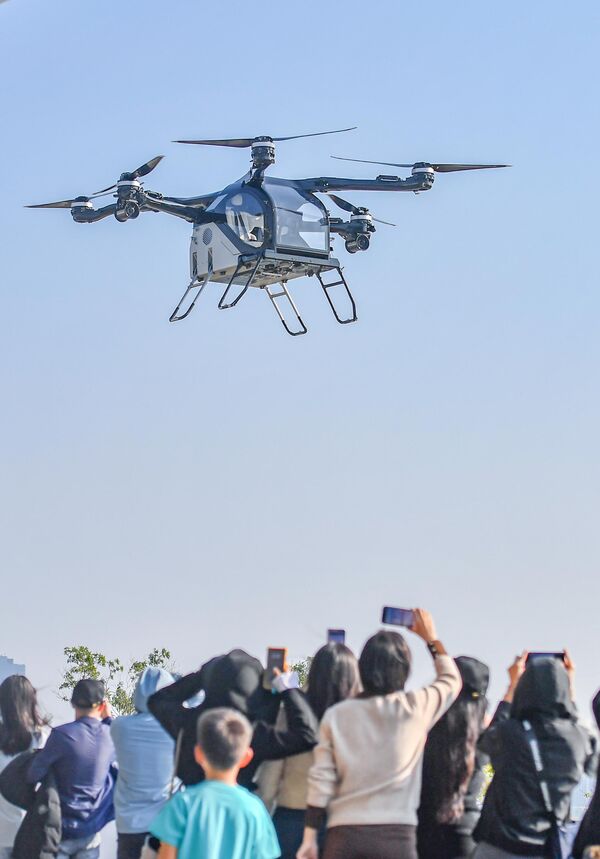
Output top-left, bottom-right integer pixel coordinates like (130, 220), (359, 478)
(51, 720), (77, 737)
(109, 714), (131, 734)
(323, 697), (362, 720)
(235, 786), (272, 818)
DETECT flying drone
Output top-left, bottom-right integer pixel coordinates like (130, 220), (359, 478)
(27, 128), (508, 336)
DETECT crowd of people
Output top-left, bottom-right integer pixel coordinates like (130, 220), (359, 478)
(0, 608), (599, 859)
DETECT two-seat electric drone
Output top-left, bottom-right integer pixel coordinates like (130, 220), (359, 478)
(28, 128), (508, 336)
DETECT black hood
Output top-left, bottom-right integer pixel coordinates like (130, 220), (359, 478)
(455, 656), (489, 699)
(512, 657), (576, 720)
(201, 649), (267, 720)
(592, 688), (600, 729)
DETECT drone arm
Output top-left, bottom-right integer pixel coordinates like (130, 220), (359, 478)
(297, 174), (434, 194)
(71, 204), (118, 223)
(141, 195), (203, 223)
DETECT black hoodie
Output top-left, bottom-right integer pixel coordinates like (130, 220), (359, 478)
(474, 658), (596, 856)
(572, 690), (600, 858)
(148, 649), (318, 787)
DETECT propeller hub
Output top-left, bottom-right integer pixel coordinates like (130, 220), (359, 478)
(70, 199), (93, 210)
(411, 163), (435, 175)
(250, 141), (276, 170)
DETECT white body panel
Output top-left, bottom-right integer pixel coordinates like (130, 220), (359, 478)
(190, 222), (242, 283)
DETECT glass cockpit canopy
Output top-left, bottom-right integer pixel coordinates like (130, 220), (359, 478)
(264, 179), (329, 254)
(204, 182), (329, 254)
(205, 190), (266, 246)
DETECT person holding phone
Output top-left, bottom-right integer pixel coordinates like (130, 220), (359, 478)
(472, 652), (596, 859)
(148, 649), (319, 789)
(258, 643), (361, 859)
(296, 608), (461, 859)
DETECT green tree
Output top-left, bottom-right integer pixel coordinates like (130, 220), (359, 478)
(291, 658), (312, 688)
(60, 645), (172, 716)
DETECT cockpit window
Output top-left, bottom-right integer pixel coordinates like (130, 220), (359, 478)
(207, 191), (265, 246)
(264, 182), (328, 253)
(225, 192), (265, 244)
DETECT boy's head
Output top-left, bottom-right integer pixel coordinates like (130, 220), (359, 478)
(195, 707), (253, 775)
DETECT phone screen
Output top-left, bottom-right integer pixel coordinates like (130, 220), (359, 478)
(327, 629), (346, 644)
(263, 647), (288, 690)
(381, 606), (414, 628)
(526, 651), (565, 664)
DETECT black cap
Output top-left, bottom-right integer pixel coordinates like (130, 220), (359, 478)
(71, 679), (105, 708)
(456, 656), (490, 699)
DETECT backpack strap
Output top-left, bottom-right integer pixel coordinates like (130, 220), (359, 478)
(522, 719), (554, 815)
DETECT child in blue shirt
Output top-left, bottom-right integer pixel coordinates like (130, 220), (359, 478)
(151, 707), (280, 859)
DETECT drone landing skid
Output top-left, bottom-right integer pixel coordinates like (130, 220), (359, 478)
(170, 257), (214, 322)
(169, 275), (209, 322)
(218, 256), (264, 310)
(316, 267), (357, 324)
(264, 282), (308, 337)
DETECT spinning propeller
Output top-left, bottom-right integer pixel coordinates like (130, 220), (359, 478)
(173, 128), (357, 147)
(174, 128), (357, 170)
(326, 193), (396, 226)
(94, 155), (164, 194)
(26, 192), (108, 209)
(331, 156), (509, 173)
(26, 156), (165, 209)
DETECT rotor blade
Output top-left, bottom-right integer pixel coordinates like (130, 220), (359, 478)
(174, 128), (357, 148)
(430, 163), (510, 172)
(331, 156), (413, 168)
(26, 198), (82, 209)
(331, 156), (510, 172)
(272, 127), (357, 142)
(94, 183), (117, 194)
(373, 217), (397, 227)
(130, 155), (165, 178)
(173, 138), (255, 148)
(326, 193), (358, 214)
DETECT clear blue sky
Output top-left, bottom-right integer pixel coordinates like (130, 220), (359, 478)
(1, 0), (599, 722)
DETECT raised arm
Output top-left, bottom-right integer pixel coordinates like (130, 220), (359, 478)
(409, 609), (462, 726)
(478, 653), (526, 759)
(252, 688), (319, 763)
(147, 670), (206, 739)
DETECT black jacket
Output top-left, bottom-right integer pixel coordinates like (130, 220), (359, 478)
(0, 750), (61, 859)
(474, 659), (596, 856)
(148, 649), (319, 786)
(573, 690), (600, 859)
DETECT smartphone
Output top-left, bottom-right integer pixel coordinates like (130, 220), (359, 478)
(526, 651), (565, 664)
(327, 629), (346, 644)
(381, 606), (414, 628)
(263, 647), (288, 690)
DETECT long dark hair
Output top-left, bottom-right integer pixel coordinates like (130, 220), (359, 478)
(306, 644), (360, 721)
(0, 675), (46, 756)
(421, 656), (489, 824)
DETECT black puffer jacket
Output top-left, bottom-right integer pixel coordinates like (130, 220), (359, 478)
(572, 689), (600, 858)
(0, 749), (61, 859)
(474, 658), (597, 856)
(148, 649), (319, 786)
